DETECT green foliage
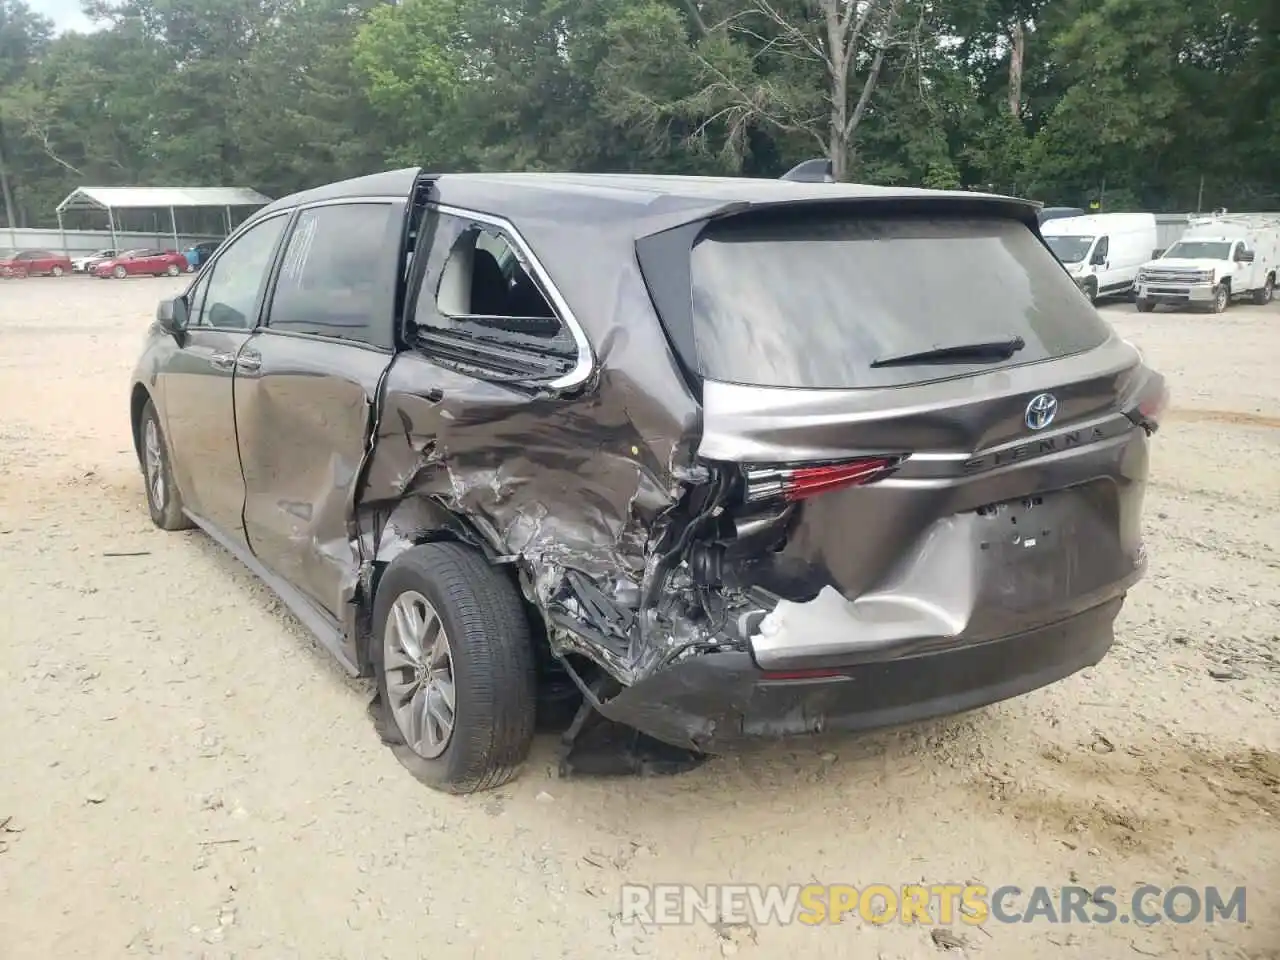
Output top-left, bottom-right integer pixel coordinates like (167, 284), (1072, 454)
(0, 0), (1276, 226)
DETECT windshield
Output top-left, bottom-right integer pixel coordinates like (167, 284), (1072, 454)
(1164, 241), (1232, 260)
(1043, 234), (1095, 264)
(686, 214), (1111, 389)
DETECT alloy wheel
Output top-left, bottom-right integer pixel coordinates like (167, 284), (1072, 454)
(144, 418), (165, 511)
(384, 591), (456, 759)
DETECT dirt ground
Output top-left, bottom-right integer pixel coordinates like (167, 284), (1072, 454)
(0, 277), (1276, 960)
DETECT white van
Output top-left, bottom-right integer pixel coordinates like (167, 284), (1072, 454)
(1040, 213), (1160, 303)
(1134, 215), (1280, 313)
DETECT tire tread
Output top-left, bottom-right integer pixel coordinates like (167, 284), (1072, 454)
(374, 542), (536, 794)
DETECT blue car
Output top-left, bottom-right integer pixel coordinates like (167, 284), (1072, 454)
(182, 240), (222, 272)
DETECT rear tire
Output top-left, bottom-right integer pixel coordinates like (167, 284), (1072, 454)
(1253, 275), (1274, 306)
(139, 400), (193, 531)
(1211, 284), (1230, 313)
(1136, 298), (1155, 313)
(372, 543), (537, 794)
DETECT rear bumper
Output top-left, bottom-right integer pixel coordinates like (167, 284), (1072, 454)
(597, 597), (1123, 752)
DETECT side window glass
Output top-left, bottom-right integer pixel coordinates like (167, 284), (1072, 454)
(198, 215), (288, 330)
(1095, 237), (1109, 260)
(267, 202), (395, 348)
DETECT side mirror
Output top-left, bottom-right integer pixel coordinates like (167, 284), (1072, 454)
(157, 295), (189, 335)
(1239, 250), (1255, 263)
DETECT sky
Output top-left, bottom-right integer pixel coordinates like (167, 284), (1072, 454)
(30, 0), (99, 34)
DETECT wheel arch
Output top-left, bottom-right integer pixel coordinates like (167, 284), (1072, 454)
(129, 382), (152, 465)
(355, 496), (530, 675)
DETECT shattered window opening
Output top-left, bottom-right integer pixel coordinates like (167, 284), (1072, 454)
(412, 215), (578, 380)
(429, 222), (564, 338)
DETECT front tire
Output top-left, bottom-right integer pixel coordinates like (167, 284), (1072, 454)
(51, 265), (64, 277)
(1084, 277), (1099, 304)
(113, 265), (127, 279)
(372, 542), (537, 794)
(139, 400), (193, 531)
(1211, 284), (1230, 313)
(1136, 298), (1156, 313)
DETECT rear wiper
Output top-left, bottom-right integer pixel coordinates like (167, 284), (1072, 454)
(870, 336), (1026, 369)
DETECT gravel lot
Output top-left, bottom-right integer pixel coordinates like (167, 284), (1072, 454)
(0, 277), (1277, 960)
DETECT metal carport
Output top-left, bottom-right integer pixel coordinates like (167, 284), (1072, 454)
(54, 185), (272, 253)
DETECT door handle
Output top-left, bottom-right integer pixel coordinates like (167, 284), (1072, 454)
(235, 353), (262, 373)
(210, 352), (235, 370)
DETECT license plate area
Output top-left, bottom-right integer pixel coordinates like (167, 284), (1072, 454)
(975, 493), (1079, 610)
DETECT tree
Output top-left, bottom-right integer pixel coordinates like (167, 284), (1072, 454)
(0, 0), (52, 226)
(601, 0), (913, 179)
(1, 0), (1276, 226)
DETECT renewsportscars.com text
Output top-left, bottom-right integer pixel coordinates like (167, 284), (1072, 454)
(620, 883), (1247, 927)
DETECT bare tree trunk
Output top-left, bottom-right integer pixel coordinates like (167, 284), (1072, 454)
(1007, 20), (1025, 118)
(0, 123), (18, 230)
(824, 2), (850, 181)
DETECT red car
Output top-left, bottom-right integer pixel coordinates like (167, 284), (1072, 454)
(0, 249), (74, 278)
(93, 248), (189, 279)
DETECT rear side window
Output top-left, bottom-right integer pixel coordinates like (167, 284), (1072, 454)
(268, 202), (397, 349)
(687, 214), (1111, 389)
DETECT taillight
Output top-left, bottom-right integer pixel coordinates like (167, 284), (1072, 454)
(743, 456), (904, 504)
(1127, 374), (1169, 435)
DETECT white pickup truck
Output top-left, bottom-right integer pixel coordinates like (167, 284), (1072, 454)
(1135, 215), (1279, 313)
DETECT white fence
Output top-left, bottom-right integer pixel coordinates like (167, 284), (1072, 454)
(2, 226), (224, 257)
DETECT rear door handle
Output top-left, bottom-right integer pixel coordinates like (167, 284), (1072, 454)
(210, 352), (235, 370)
(235, 353), (262, 373)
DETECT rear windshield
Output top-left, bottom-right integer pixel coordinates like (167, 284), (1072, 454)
(688, 214), (1111, 389)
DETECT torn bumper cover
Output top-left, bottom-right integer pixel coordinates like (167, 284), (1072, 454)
(595, 598), (1123, 753)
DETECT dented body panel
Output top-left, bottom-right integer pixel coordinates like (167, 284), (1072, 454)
(131, 168), (1164, 752)
(234, 332), (391, 629)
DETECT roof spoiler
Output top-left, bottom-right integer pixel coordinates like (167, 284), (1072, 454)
(780, 158), (834, 183)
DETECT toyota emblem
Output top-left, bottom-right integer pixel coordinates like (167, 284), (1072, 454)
(1025, 393), (1059, 431)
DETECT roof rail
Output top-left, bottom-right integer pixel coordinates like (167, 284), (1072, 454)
(780, 158), (834, 183)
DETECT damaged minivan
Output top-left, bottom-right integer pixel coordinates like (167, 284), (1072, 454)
(130, 169), (1165, 793)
